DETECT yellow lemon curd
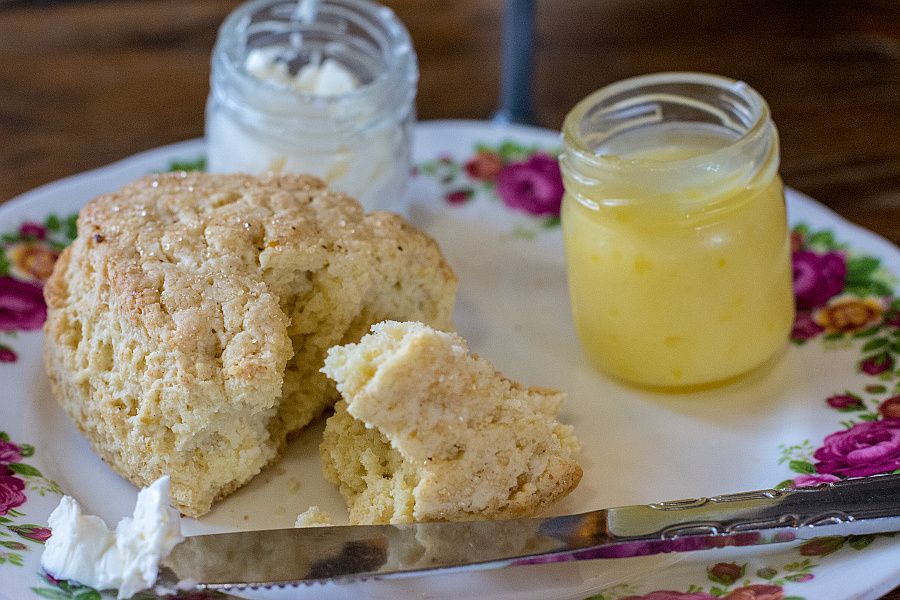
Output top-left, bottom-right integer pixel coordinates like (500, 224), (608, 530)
(561, 120), (794, 388)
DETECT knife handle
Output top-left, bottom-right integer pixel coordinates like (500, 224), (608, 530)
(566, 473), (900, 558)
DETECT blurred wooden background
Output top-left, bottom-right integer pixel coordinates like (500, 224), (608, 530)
(0, 0), (899, 596)
(1, 0), (899, 247)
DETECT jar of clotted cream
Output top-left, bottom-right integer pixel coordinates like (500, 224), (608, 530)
(560, 73), (795, 388)
(206, 0), (418, 212)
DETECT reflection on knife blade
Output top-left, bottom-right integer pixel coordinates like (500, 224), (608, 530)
(153, 474), (900, 591)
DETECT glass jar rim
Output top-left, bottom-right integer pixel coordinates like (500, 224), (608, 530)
(561, 72), (773, 172)
(213, 0), (416, 110)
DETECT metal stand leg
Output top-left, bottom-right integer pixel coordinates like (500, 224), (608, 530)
(492, 0), (536, 125)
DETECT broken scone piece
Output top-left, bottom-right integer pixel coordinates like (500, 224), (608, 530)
(320, 321), (582, 524)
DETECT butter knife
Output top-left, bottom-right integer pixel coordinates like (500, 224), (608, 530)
(159, 474), (900, 591)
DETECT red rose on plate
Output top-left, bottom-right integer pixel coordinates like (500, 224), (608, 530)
(826, 393), (864, 410)
(0, 475), (26, 515)
(708, 562), (744, 585)
(0, 276), (47, 330)
(18, 222), (47, 240)
(879, 395), (900, 420)
(792, 250), (846, 310)
(724, 584), (783, 600)
(0, 441), (22, 464)
(464, 151), (503, 180)
(8, 524), (51, 543)
(791, 311), (824, 342)
(621, 592), (715, 600)
(860, 352), (895, 376)
(496, 154), (564, 217)
(0, 346), (16, 363)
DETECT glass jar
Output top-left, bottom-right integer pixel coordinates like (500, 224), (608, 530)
(206, 0), (418, 213)
(560, 73), (795, 388)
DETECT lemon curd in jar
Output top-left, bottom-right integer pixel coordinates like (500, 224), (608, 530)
(560, 73), (795, 388)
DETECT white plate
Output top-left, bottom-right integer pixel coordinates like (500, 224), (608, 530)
(1, 120), (899, 600)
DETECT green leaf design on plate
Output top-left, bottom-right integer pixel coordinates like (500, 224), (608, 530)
(0, 247), (9, 277)
(788, 460), (815, 474)
(849, 534), (876, 550)
(846, 256), (881, 280)
(853, 325), (882, 338)
(806, 230), (841, 251)
(542, 216), (561, 228)
(31, 589), (72, 600)
(862, 337), (890, 352)
(63, 214), (78, 242)
(7, 463), (42, 477)
(845, 281), (894, 297)
(44, 214), (61, 232)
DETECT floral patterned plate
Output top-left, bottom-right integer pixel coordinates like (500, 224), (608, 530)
(1, 120), (899, 600)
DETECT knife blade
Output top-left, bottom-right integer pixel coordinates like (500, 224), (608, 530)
(159, 473), (900, 591)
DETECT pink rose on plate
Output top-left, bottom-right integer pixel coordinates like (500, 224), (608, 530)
(792, 250), (846, 310)
(0, 276), (47, 330)
(0, 441), (22, 464)
(813, 420), (900, 477)
(792, 473), (840, 488)
(621, 592), (715, 600)
(0, 475), (26, 515)
(496, 154), (564, 217)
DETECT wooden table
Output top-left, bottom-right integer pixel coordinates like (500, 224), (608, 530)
(1, 0), (898, 247)
(2, 0), (899, 596)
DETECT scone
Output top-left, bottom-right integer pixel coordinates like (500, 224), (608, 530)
(43, 173), (456, 517)
(320, 321), (581, 524)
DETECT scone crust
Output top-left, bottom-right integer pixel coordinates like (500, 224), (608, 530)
(320, 321), (581, 524)
(44, 173), (456, 516)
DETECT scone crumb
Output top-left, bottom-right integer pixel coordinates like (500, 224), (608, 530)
(294, 506), (333, 528)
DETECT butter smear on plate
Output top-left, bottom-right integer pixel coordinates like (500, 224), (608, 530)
(40, 476), (184, 599)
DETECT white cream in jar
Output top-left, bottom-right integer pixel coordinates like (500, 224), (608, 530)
(206, 0), (418, 213)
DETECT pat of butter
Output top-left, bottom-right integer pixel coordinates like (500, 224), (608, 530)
(245, 47), (359, 96)
(40, 477), (183, 599)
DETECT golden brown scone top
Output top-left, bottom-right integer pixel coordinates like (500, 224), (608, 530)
(59, 172), (454, 388)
